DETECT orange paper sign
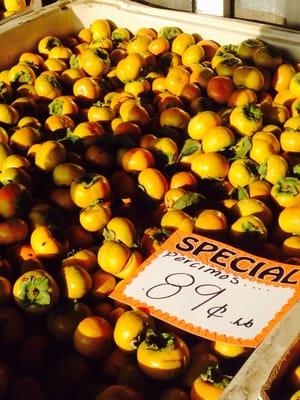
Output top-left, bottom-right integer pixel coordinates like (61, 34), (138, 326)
(110, 230), (300, 347)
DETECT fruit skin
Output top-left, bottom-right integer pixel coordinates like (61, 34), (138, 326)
(271, 177), (300, 208)
(113, 310), (153, 353)
(35, 140), (66, 172)
(289, 72), (300, 97)
(206, 76), (235, 104)
(60, 265), (92, 300)
(52, 163), (85, 187)
(30, 225), (69, 259)
(13, 269), (59, 315)
(73, 315), (113, 359)
(250, 130), (280, 164)
(187, 111), (221, 140)
(228, 159), (256, 188)
(201, 126), (235, 153)
(0, 182), (31, 219)
(290, 390), (300, 400)
(138, 168), (169, 201)
(279, 206), (300, 235)
(0, 218), (28, 245)
(259, 154), (288, 185)
(4, 0), (26, 11)
(195, 209), (228, 237)
(191, 152), (229, 179)
(70, 173), (111, 208)
(272, 63), (296, 92)
(190, 376), (224, 400)
(212, 341), (247, 359)
(231, 198), (272, 226)
(104, 216), (137, 248)
(0, 104), (19, 125)
(97, 240), (143, 280)
(161, 209), (195, 233)
(46, 302), (92, 342)
(280, 130), (300, 153)
(233, 66), (264, 91)
(94, 385), (143, 400)
(121, 147), (155, 174)
(137, 330), (190, 380)
(79, 202), (112, 232)
(282, 236), (300, 257)
(230, 104), (263, 136)
(230, 215), (268, 243)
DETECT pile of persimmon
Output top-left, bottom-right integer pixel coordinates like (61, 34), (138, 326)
(0, 17), (299, 400)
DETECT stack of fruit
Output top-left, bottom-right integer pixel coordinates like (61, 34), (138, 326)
(0, 17), (299, 399)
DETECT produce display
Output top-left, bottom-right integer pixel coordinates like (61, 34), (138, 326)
(0, 14), (299, 399)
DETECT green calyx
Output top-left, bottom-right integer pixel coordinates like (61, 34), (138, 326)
(243, 104), (262, 121)
(258, 160), (267, 179)
(111, 32), (124, 42)
(149, 228), (170, 244)
(241, 39), (263, 48)
(76, 173), (101, 187)
(158, 26), (182, 41)
(200, 365), (232, 389)
(103, 227), (115, 242)
(19, 276), (51, 308)
(236, 186), (249, 200)
(178, 138), (201, 159)
(293, 164), (300, 176)
(144, 329), (175, 351)
(173, 192), (206, 211)
(229, 137), (252, 160)
(12, 71), (32, 84)
(94, 48), (109, 60)
(274, 177), (300, 196)
(131, 333), (143, 350)
(69, 54), (79, 69)
(46, 38), (62, 51)
(48, 77), (61, 89)
(220, 44), (238, 56)
(219, 57), (241, 67)
(49, 99), (64, 116)
(92, 100), (106, 108)
(58, 128), (80, 145)
(242, 221), (264, 236)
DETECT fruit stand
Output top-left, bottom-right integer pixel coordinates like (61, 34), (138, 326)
(0, 0), (299, 399)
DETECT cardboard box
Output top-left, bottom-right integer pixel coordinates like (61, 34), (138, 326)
(234, 0), (300, 29)
(221, 301), (300, 400)
(132, 0), (231, 15)
(1, 0), (300, 71)
(132, 0), (193, 12)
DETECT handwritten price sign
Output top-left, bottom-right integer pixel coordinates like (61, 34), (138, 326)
(110, 231), (300, 347)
